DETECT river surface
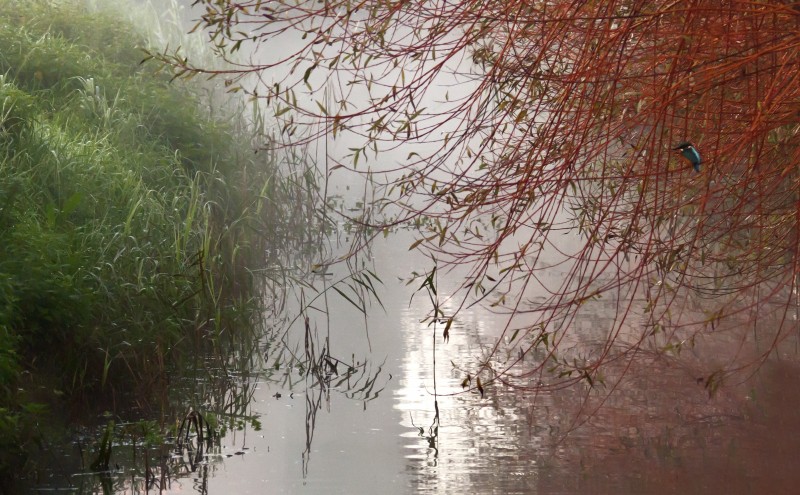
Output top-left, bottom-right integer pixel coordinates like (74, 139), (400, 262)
(31, 212), (800, 494)
(135, 224), (800, 495)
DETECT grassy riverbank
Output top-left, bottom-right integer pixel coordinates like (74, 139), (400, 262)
(0, 0), (305, 480)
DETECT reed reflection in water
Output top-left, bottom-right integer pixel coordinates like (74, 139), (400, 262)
(150, 228), (800, 494)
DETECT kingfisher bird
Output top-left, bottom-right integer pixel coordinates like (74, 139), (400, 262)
(673, 142), (701, 172)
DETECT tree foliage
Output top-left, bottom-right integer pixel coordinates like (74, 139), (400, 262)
(162, 0), (800, 389)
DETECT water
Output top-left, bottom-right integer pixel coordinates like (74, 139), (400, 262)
(102, 227), (799, 495)
(29, 208), (800, 494)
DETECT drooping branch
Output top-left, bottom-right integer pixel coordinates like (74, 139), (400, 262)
(163, 0), (800, 388)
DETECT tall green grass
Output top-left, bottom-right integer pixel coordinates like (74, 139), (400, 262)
(0, 0), (314, 481)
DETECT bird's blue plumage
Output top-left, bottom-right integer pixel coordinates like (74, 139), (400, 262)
(673, 142), (701, 172)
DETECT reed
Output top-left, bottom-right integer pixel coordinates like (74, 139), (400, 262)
(0, 0), (317, 482)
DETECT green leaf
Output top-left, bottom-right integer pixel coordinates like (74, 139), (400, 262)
(303, 63), (317, 83)
(62, 192), (83, 216)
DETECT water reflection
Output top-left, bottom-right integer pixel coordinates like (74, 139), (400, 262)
(383, 225), (800, 494)
(115, 222), (792, 495)
(36, 220), (800, 494)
